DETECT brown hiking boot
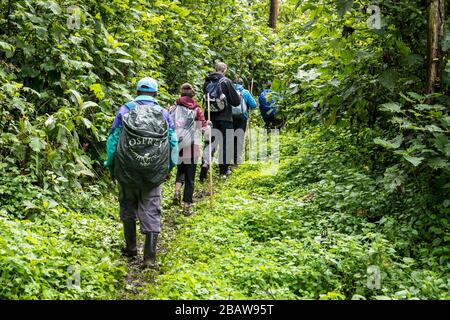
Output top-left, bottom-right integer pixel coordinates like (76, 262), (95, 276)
(173, 190), (181, 206)
(182, 202), (194, 216)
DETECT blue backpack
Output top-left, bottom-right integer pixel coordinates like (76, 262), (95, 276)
(258, 89), (277, 117)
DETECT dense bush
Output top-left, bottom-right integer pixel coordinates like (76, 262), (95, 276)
(0, 0), (448, 300)
(148, 128), (449, 300)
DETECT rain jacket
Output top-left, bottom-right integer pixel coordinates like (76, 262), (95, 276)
(234, 84), (257, 121)
(104, 95), (178, 173)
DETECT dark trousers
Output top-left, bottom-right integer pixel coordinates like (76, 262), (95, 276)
(263, 114), (282, 133)
(232, 116), (247, 164)
(203, 120), (234, 175)
(175, 162), (197, 204)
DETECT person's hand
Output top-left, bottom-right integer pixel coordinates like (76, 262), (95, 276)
(206, 120), (212, 127)
(204, 126), (211, 141)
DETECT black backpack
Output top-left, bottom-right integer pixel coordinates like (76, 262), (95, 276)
(114, 101), (169, 189)
(204, 77), (227, 112)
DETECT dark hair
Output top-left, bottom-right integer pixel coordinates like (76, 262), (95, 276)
(265, 81), (272, 89)
(137, 90), (157, 97)
(234, 77), (244, 85)
(180, 83), (195, 98)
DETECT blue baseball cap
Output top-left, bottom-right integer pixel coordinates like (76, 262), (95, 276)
(137, 77), (158, 93)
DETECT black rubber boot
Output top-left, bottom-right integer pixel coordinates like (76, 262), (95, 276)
(122, 221), (137, 258)
(143, 232), (158, 268)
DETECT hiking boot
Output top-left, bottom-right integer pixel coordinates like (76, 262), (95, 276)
(173, 190), (181, 206)
(122, 221), (137, 258)
(199, 165), (208, 182)
(220, 169), (232, 179)
(182, 202), (194, 216)
(143, 232), (158, 268)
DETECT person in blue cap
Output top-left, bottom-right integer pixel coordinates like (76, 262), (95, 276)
(104, 77), (178, 268)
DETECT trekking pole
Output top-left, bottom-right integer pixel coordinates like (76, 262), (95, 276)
(207, 93), (214, 210)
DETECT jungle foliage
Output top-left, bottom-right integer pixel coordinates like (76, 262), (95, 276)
(0, 0), (448, 299)
(149, 129), (448, 299)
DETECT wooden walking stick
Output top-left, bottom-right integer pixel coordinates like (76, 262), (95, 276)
(207, 93), (214, 210)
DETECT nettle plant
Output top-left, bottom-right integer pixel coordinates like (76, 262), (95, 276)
(374, 92), (450, 208)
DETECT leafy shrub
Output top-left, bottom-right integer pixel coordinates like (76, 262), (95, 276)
(149, 127), (449, 300)
(0, 209), (126, 299)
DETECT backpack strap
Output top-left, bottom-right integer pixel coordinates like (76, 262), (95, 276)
(217, 77), (227, 92)
(125, 99), (149, 111)
(125, 101), (138, 111)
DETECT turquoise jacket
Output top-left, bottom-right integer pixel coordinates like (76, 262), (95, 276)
(104, 95), (178, 173)
(234, 84), (257, 121)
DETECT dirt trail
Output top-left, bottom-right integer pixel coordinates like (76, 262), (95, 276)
(121, 187), (209, 299)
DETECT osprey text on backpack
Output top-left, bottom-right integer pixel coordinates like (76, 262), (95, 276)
(114, 101), (170, 189)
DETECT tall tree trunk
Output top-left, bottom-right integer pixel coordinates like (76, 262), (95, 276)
(269, 0), (279, 29)
(426, 0), (445, 94)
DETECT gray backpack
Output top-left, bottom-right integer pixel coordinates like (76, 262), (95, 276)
(169, 104), (196, 147)
(114, 101), (169, 188)
(232, 91), (247, 119)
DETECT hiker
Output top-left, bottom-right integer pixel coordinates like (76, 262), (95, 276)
(104, 77), (178, 268)
(258, 81), (282, 133)
(169, 83), (210, 216)
(199, 62), (241, 181)
(232, 77), (257, 165)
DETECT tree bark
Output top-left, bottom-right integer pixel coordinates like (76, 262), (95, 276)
(269, 0), (279, 29)
(426, 0), (445, 94)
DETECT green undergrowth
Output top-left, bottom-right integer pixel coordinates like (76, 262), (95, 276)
(1, 126), (448, 299)
(0, 186), (127, 299)
(146, 128), (449, 300)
